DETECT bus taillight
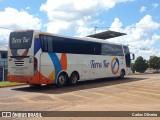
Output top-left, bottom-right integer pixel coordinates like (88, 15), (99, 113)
(34, 57), (37, 72)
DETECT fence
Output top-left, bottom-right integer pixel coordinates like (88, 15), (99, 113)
(0, 61), (8, 81)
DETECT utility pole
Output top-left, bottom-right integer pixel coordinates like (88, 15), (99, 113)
(94, 26), (97, 34)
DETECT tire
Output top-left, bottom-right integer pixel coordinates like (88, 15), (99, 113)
(57, 73), (67, 87)
(119, 70), (125, 79)
(69, 73), (79, 85)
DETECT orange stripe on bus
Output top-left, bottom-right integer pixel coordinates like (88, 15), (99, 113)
(48, 70), (55, 80)
(60, 53), (67, 70)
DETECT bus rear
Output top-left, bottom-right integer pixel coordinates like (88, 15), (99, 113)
(8, 30), (39, 84)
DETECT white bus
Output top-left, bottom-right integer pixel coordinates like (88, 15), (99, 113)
(8, 30), (134, 87)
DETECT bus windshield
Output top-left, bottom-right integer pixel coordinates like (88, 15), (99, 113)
(9, 30), (33, 49)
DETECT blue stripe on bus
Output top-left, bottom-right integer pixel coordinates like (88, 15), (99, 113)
(34, 38), (41, 55)
(48, 53), (62, 84)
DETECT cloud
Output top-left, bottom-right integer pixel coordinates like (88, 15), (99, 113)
(140, 6), (146, 13)
(40, 0), (159, 59)
(109, 18), (123, 32)
(40, 0), (116, 21)
(47, 21), (71, 34)
(152, 3), (159, 9)
(40, 0), (134, 36)
(26, 6), (31, 10)
(0, 7), (42, 45)
(0, 8), (41, 29)
(108, 15), (160, 60)
(0, 29), (10, 46)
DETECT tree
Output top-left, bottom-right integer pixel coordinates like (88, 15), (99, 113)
(134, 56), (148, 73)
(149, 56), (160, 70)
(131, 63), (136, 73)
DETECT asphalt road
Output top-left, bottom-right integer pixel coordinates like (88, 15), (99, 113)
(0, 74), (160, 119)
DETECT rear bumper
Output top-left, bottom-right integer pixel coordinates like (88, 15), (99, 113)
(8, 71), (54, 85)
(8, 72), (40, 84)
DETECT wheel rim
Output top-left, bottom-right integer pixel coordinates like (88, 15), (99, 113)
(58, 75), (65, 85)
(72, 74), (78, 83)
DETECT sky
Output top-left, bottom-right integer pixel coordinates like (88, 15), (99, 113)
(0, 0), (160, 60)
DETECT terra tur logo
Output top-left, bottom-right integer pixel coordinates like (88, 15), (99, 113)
(111, 57), (119, 75)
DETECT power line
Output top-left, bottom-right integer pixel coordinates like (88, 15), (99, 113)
(0, 25), (156, 31)
(0, 26), (17, 30)
(94, 26), (151, 29)
(0, 26), (41, 31)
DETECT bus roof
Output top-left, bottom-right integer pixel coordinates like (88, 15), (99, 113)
(34, 30), (127, 46)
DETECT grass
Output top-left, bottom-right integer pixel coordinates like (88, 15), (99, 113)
(0, 81), (24, 87)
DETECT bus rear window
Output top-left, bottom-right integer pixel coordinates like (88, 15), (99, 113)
(9, 30), (33, 49)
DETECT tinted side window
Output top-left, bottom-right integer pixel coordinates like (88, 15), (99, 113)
(124, 46), (129, 54)
(101, 44), (113, 55)
(40, 35), (101, 55)
(101, 44), (123, 56)
(40, 35), (48, 52)
(47, 36), (53, 52)
(114, 45), (123, 56)
(52, 36), (65, 53)
(40, 35), (44, 50)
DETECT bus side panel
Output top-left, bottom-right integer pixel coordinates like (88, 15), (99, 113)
(39, 53), (56, 84)
(66, 54), (85, 80)
(66, 54), (126, 80)
(39, 52), (69, 84)
(87, 55), (125, 79)
(39, 53), (91, 83)
(37, 53), (127, 85)
(89, 55), (110, 79)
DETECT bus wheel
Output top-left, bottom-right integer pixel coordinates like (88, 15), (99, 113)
(69, 72), (79, 85)
(57, 73), (67, 87)
(119, 70), (125, 79)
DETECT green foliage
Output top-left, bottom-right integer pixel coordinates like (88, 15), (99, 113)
(0, 81), (23, 87)
(149, 56), (160, 70)
(131, 63), (136, 73)
(134, 56), (148, 73)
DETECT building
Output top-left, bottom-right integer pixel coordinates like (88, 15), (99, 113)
(0, 46), (7, 67)
(0, 46), (8, 81)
